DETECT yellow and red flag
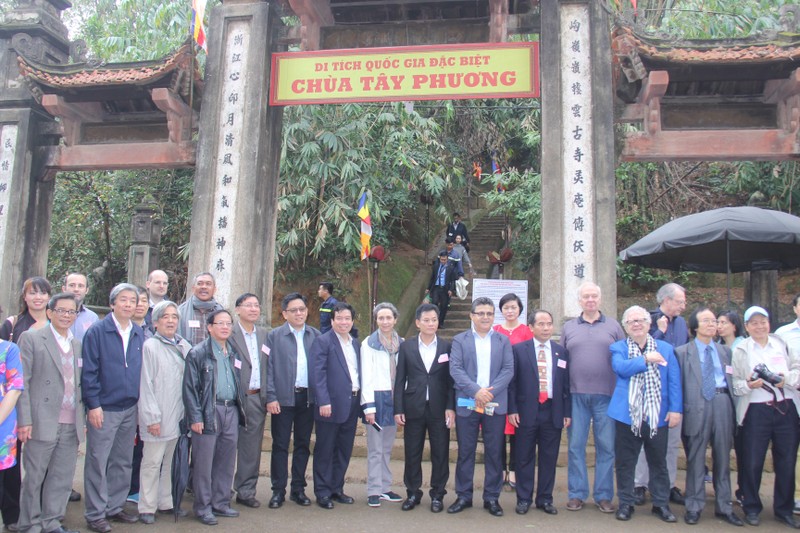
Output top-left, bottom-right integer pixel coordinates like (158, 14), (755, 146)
(192, 0), (207, 52)
(358, 192), (372, 260)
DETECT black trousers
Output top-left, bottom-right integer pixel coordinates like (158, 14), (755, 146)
(270, 390), (314, 494)
(312, 395), (359, 500)
(1, 443), (20, 526)
(740, 401), (800, 518)
(429, 287), (450, 326)
(403, 402), (450, 500)
(615, 421), (669, 507)
(515, 401), (561, 506)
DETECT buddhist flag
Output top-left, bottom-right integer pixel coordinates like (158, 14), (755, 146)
(358, 192), (372, 260)
(192, 0), (207, 52)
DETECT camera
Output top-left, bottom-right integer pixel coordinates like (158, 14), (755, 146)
(750, 363), (784, 386)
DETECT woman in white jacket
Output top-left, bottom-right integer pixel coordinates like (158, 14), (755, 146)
(137, 301), (193, 523)
(361, 302), (404, 507)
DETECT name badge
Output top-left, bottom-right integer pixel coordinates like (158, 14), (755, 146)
(77, 358), (83, 368)
(83, 322), (91, 331)
(234, 359), (242, 369)
(262, 344), (270, 355)
(725, 365), (734, 375)
(557, 358), (567, 369)
(188, 319), (201, 328)
(438, 353), (449, 363)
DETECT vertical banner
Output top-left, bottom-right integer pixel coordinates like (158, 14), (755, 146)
(0, 125), (18, 276)
(210, 21), (249, 306)
(560, 5), (594, 315)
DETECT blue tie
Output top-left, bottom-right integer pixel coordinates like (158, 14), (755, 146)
(702, 345), (715, 401)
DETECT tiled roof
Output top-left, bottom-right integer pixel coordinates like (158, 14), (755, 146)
(17, 42), (201, 89)
(614, 25), (800, 64)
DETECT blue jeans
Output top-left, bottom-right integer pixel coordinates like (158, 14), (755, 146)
(567, 393), (615, 502)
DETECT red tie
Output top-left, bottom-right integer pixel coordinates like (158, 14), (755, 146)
(537, 344), (548, 403)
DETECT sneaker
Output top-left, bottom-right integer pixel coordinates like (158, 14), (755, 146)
(794, 501), (800, 516)
(380, 491), (403, 502)
(126, 493), (139, 504)
(367, 496), (381, 507)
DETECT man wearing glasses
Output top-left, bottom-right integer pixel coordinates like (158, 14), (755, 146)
(228, 294), (268, 509)
(264, 293), (320, 509)
(17, 293), (84, 533)
(183, 310), (246, 526)
(448, 297), (514, 517)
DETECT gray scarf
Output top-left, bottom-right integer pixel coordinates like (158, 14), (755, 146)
(178, 295), (219, 338)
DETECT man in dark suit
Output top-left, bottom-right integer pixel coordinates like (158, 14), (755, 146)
(446, 212), (470, 249)
(448, 297), (514, 517)
(264, 292), (320, 508)
(228, 293), (269, 509)
(309, 302), (361, 509)
(425, 251), (457, 327)
(17, 293), (84, 533)
(675, 307), (742, 526)
(394, 303), (455, 513)
(509, 309), (571, 516)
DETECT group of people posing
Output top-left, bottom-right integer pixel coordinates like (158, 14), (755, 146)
(0, 270), (799, 532)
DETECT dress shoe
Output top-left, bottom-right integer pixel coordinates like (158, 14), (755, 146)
(157, 508), (188, 517)
(715, 512), (744, 526)
(402, 497), (419, 511)
(211, 507), (239, 518)
(86, 519), (111, 533)
(684, 511), (700, 525)
(69, 490), (81, 503)
(447, 498), (473, 514)
(652, 505), (677, 523)
(235, 496), (260, 508)
(669, 486), (685, 505)
(196, 513), (218, 526)
(566, 498), (583, 511)
(317, 497), (334, 510)
(107, 511), (138, 524)
(331, 493), (354, 504)
(139, 514), (155, 525)
(634, 486), (647, 506)
(6, 525), (18, 532)
(596, 500), (615, 513)
(430, 498), (443, 513)
(516, 501), (531, 515)
(268, 492), (285, 509)
(744, 513), (760, 526)
(616, 504), (634, 521)
(484, 500), (503, 517)
(290, 492), (311, 506)
(538, 503), (558, 515)
(776, 514), (800, 529)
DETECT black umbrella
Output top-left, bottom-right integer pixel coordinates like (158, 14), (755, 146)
(619, 206), (800, 302)
(171, 419), (191, 521)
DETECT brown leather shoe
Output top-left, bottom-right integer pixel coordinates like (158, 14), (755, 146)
(566, 498), (583, 511)
(596, 500), (616, 513)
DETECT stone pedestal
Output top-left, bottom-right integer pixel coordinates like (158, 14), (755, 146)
(0, 0), (70, 317)
(744, 270), (779, 319)
(127, 199), (162, 287)
(540, 0), (617, 325)
(187, 0), (283, 318)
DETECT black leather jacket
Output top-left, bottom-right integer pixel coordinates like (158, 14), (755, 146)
(182, 337), (247, 434)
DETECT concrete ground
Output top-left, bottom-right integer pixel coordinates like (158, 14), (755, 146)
(59, 448), (790, 532)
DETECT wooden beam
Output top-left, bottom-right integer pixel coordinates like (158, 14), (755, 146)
(637, 70), (669, 104)
(288, 0), (333, 50)
(48, 141), (196, 170)
(622, 129), (798, 161)
(151, 87), (196, 143)
(41, 94), (105, 146)
(764, 68), (800, 103)
(488, 0), (508, 43)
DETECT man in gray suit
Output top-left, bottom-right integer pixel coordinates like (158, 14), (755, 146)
(17, 293), (84, 533)
(228, 293), (269, 509)
(264, 293), (320, 508)
(448, 297), (514, 517)
(675, 307), (742, 527)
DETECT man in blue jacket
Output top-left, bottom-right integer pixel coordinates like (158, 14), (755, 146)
(609, 305), (682, 524)
(82, 283), (145, 533)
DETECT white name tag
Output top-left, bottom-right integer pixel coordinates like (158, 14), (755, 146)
(262, 344), (270, 355)
(725, 365), (733, 375)
(188, 320), (201, 328)
(438, 353), (449, 363)
(557, 359), (567, 369)
(234, 359), (242, 369)
(77, 358), (83, 368)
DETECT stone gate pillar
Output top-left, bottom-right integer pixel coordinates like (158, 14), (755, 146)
(0, 0), (70, 317)
(127, 198), (162, 287)
(540, 0), (618, 325)
(187, 0), (283, 318)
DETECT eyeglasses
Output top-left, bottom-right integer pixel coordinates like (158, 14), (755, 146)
(472, 312), (494, 318)
(626, 318), (648, 325)
(51, 308), (77, 316)
(285, 307), (307, 314)
(212, 321), (232, 327)
(238, 303), (261, 309)
(698, 318), (717, 324)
